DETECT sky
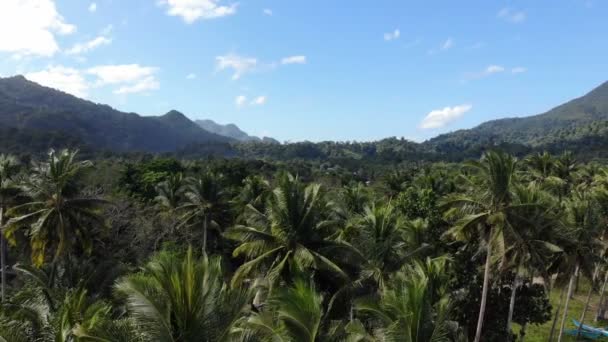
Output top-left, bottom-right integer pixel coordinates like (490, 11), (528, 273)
(0, 0), (607, 142)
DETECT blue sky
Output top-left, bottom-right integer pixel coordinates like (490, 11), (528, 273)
(1, 0), (607, 142)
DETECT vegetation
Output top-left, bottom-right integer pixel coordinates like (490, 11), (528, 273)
(0, 147), (605, 342)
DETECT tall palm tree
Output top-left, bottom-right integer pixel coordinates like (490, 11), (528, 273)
(501, 184), (561, 338)
(354, 257), (453, 341)
(226, 173), (360, 289)
(155, 172), (185, 211)
(115, 247), (251, 342)
(556, 191), (603, 342)
(0, 154), (21, 301)
(443, 150), (524, 342)
(234, 175), (271, 217)
(176, 172), (229, 253)
(5, 149), (108, 287)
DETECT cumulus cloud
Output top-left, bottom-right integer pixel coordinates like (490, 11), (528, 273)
(114, 77), (159, 94)
(263, 8), (272, 16)
(25, 66), (89, 97)
(420, 104), (472, 129)
(0, 0), (76, 57)
(216, 54), (257, 80)
(186, 73), (197, 79)
(511, 66), (527, 74)
(281, 55), (307, 65)
(251, 96), (266, 105)
(384, 29), (400, 41)
(158, 0), (237, 24)
(235, 95), (247, 107)
(498, 8), (526, 23)
(88, 2), (97, 12)
(66, 36), (111, 55)
(87, 64), (160, 94)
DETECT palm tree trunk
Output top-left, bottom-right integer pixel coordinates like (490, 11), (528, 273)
(506, 273), (521, 339)
(474, 239), (493, 342)
(557, 264), (579, 342)
(548, 285), (567, 342)
(576, 278), (595, 340)
(595, 270), (608, 322)
(0, 205), (5, 302)
(202, 216), (208, 254)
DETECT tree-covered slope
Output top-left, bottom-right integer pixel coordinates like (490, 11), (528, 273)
(0, 76), (232, 153)
(426, 80), (608, 155)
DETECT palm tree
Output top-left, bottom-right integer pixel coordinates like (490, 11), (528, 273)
(115, 246), (251, 341)
(155, 172), (185, 211)
(234, 175), (271, 217)
(176, 172), (229, 253)
(226, 173), (360, 289)
(443, 150), (523, 342)
(233, 278), (324, 342)
(354, 257), (453, 341)
(525, 151), (555, 184)
(0, 154), (21, 301)
(4, 149), (109, 287)
(556, 191), (603, 342)
(501, 183), (561, 339)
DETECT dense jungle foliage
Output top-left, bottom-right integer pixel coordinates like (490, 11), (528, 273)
(0, 148), (607, 341)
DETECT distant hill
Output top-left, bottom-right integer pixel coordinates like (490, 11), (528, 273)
(425, 81), (608, 158)
(0, 76), (232, 153)
(195, 119), (279, 144)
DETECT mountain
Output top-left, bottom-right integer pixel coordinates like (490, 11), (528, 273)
(195, 119), (279, 143)
(0, 76), (232, 153)
(426, 81), (608, 157)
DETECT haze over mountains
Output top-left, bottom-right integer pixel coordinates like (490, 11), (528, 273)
(1, 74), (608, 159)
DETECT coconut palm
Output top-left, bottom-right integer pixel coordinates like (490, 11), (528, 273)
(234, 175), (271, 217)
(115, 246), (252, 342)
(226, 173), (360, 289)
(4, 149), (109, 287)
(155, 172), (185, 211)
(0, 154), (21, 301)
(556, 191), (604, 342)
(176, 172), (229, 253)
(442, 150), (525, 342)
(354, 257), (453, 342)
(501, 183), (562, 338)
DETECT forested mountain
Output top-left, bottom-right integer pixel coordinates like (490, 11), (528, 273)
(2, 75), (608, 161)
(426, 80), (608, 157)
(0, 76), (232, 153)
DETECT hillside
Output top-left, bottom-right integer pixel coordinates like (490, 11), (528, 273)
(195, 119), (280, 144)
(0, 76), (232, 153)
(426, 81), (608, 157)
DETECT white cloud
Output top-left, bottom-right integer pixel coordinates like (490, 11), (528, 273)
(384, 29), (400, 41)
(420, 104), (472, 129)
(87, 64), (157, 84)
(485, 65), (505, 74)
(281, 55), (307, 65)
(66, 36), (111, 55)
(114, 77), (159, 94)
(235, 95), (247, 107)
(0, 0), (76, 57)
(251, 96), (266, 105)
(511, 66), (527, 74)
(87, 64), (160, 94)
(158, 0), (237, 24)
(440, 38), (453, 50)
(186, 73), (197, 79)
(88, 2), (97, 12)
(263, 8), (272, 16)
(216, 54), (257, 80)
(498, 8), (526, 23)
(25, 66), (89, 98)
(464, 65), (507, 80)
